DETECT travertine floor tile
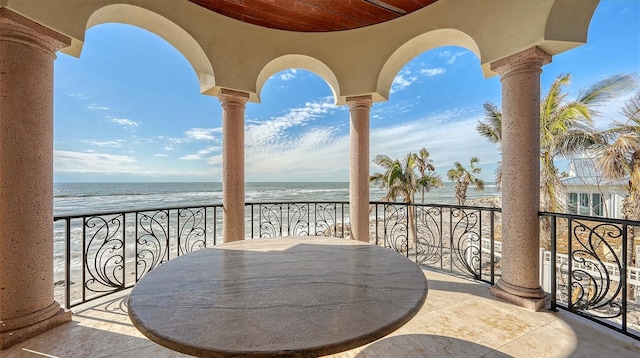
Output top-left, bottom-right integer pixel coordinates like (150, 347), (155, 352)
(2, 269), (639, 358)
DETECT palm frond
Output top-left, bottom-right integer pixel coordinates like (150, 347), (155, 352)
(576, 74), (638, 106)
(477, 102), (502, 144)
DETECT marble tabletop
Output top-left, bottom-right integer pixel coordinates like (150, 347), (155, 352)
(128, 236), (428, 357)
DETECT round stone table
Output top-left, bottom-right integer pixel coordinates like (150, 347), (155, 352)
(128, 237), (428, 357)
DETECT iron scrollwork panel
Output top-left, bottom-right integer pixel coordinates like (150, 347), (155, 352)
(259, 204), (283, 238)
(287, 203), (310, 236)
(382, 204), (409, 254)
(136, 210), (169, 280)
(314, 203), (337, 237)
(567, 220), (624, 320)
(178, 207), (207, 255)
(449, 208), (481, 279)
(415, 206), (443, 266)
(84, 214), (125, 295)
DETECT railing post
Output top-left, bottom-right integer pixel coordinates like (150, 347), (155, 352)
(135, 212), (139, 282)
(82, 217), (87, 303)
(490, 209), (495, 285)
(258, 204), (262, 237)
(567, 218), (573, 312)
(479, 209), (483, 281)
(340, 203), (343, 238)
(64, 218), (71, 309)
(449, 208), (454, 272)
(406, 203), (409, 258)
(439, 207), (443, 270)
(622, 223), (628, 333)
(375, 204), (379, 245)
(204, 207), (208, 247)
(550, 214), (558, 311)
(249, 204), (253, 239)
(122, 213), (127, 288)
(214, 206), (218, 244)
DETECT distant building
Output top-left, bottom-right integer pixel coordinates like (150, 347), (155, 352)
(560, 158), (628, 218)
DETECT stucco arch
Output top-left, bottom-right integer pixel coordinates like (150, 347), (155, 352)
(256, 54), (340, 104)
(377, 29), (481, 101)
(85, 4), (215, 94)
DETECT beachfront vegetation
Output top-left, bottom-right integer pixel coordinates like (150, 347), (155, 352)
(446, 157), (485, 206)
(369, 148), (442, 204)
(370, 148), (443, 244)
(477, 73), (636, 213)
(596, 91), (640, 298)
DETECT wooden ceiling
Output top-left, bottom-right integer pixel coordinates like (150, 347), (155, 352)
(188, 0), (439, 32)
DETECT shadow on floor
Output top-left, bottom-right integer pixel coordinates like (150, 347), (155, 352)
(354, 334), (511, 358)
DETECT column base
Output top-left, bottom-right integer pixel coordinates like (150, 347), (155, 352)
(490, 279), (549, 311)
(0, 306), (71, 349)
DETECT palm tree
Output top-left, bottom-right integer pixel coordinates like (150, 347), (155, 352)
(370, 153), (417, 203)
(370, 150), (441, 247)
(413, 148), (443, 203)
(477, 102), (503, 189)
(477, 73), (636, 213)
(596, 91), (640, 299)
(447, 157), (485, 205)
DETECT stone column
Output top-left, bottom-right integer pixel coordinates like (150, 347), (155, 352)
(347, 96), (372, 242)
(219, 89), (249, 242)
(0, 9), (72, 348)
(489, 47), (551, 311)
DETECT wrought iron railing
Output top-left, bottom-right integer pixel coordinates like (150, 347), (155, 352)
(540, 212), (640, 340)
(247, 202), (349, 238)
(53, 201), (639, 340)
(54, 205), (224, 309)
(53, 201), (500, 308)
(370, 202), (501, 285)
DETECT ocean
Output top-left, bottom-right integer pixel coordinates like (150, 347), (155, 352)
(52, 182), (500, 285)
(54, 181), (500, 216)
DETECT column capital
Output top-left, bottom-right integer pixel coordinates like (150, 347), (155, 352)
(218, 88), (250, 106)
(346, 95), (373, 110)
(490, 46), (552, 78)
(0, 8), (70, 55)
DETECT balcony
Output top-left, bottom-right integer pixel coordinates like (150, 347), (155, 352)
(0, 201), (622, 355)
(3, 269), (639, 357)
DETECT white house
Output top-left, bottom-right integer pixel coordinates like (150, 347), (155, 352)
(561, 157), (628, 219)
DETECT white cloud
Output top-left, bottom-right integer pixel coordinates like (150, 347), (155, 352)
(390, 69), (417, 94)
(420, 68), (446, 77)
(54, 150), (137, 174)
(439, 50), (467, 65)
(68, 93), (88, 99)
(390, 67), (446, 94)
(185, 128), (222, 141)
(107, 117), (139, 128)
(246, 97), (338, 146)
(180, 154), (201, 161)
(278, 69), (298, 81)
(154, 154), (169, 157)
(87, 104), (109, 110)
(83, 139), (125, 148)
(164, 146), (175, 151)
(179, 146), (222, 161)
(198, 146), (220, 155)
(369, 115), (500, 181)
(241, 106), (500, 181)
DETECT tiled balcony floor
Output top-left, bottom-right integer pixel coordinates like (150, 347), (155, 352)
(2, 269), (640, 358)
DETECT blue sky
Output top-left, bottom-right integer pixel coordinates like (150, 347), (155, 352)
(53, 1), (640, 183)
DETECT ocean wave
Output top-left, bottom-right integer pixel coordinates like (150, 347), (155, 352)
(55, 192), (151, 199)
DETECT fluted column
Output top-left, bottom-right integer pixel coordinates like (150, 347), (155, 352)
(489, 47), (551, 311)
(0, 9), (72, 348)
(219, 89), (249, 242)
(347, 96), (372, 242)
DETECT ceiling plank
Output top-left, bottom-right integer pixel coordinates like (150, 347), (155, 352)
(188, 0), (438, 32)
